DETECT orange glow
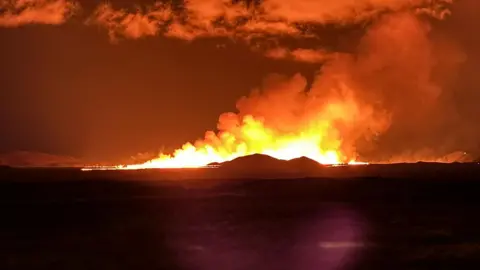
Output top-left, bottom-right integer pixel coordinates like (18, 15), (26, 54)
(81, 68), (390, 171)
(83, 95), (375, 171)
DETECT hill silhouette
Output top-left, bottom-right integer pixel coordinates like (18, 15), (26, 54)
(287, 156), (326, 171)
(213, 154), (324, 177)
(0, 151), (84, 167)
(219, 154), (289, 171)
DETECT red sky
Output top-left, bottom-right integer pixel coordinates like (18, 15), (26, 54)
(0, 0), (479, 164)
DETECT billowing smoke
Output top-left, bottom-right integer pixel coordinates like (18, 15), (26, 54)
(352, 12), (467, 161)
(159, 11), (463, 164)
(83, 1), (466, 165)
(114, 9), (465, 169)
(0, 0), (77, 27)
(1, 0), (471, 164)
(319, 11), (467, 161)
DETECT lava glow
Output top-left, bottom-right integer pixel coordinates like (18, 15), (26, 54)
(82, 71), (385, 171)
(83, 110), (370, 171)
(79, 9), (461, 172)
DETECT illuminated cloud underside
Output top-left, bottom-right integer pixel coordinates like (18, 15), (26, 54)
(87, 0), (453, 42)
(0, 0), (76, 26)
(1, 0), (465, 170)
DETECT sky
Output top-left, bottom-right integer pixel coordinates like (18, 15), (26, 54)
(0, 0), (479, 165)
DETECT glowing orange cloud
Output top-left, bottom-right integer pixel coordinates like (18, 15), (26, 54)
(88, 73), (386, 170)
(258, 0), (453, 23)
(265, 47), (338, 63)
(0, 0), (454, 39)
(0, 0), (76, 27)
(86, 2), (172, 42)
(87, 0), (454, 43)
(82, 11), (466, 170)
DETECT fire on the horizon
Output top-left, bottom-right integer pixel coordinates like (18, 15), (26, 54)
(80, 4), (463, 172)
(83, 105), (371, 171)
(81, 11), (461, 171)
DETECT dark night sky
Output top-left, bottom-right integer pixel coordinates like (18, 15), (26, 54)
(0, 0), (479, 163)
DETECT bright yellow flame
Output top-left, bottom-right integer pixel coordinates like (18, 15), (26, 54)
(83, 110), (370, 171)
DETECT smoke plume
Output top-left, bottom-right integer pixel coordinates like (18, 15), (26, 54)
(119, 9), (467, 168)
(332, 11), (466, 160)
(0, 0), (76, 27)
(1, 0), (470, 164)
(189, 12), (451, 162)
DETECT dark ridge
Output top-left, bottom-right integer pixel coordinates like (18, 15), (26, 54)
(207, 162), (221, 166)
(212, 154), (330, 178)
(0, 165), (12, 170)
(286, 156), (324, 170)
(0, 151), (82, 167)
(219, 154), (290, 171)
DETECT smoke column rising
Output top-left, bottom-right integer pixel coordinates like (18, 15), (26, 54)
(102, 10), (467, 169)
(1, 0), (473, 165)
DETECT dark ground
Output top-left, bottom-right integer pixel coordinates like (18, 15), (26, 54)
(1, 163), (480, 269)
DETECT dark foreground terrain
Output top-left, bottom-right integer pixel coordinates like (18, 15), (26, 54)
(1, 163), (480, 269)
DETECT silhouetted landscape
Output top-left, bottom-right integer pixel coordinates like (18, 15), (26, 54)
(1, 160), (480, 269)
(1, 0), (480, 269)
